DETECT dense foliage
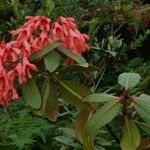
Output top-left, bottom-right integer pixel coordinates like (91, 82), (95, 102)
(0, 0), (150, 150)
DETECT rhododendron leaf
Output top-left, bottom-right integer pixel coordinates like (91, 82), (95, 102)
(83, 93), (118, 103)
(118, 72), (141, 89)
(44, 51), (61, 73)
(82, 131), (95, 150)
(136, 121), (150, 135)
(41, 78), (50, 110)
(59, 80), (92, 107)
(59, 65), (99, 73)
(134, 94), (150, 123)
(120, 120), (141, 150)
(138, 94), (150, 102)
(33, 78), (50, 116)
(85, 100), (121, 136)
(75, 106), (95, 150)
(33, 78), (58, 121)
(57, 48), (87, 66)
(29, 42), (60, 61)
(45, 81), (59, 122)
(21, 79), (41, 109)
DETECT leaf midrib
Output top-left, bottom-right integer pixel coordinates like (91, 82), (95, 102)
(59, 81), (83, 100)
(88, 100), (120, 133)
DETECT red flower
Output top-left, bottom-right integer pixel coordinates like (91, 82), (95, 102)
(0, 41), (37, 106)
(51, 16), (90, 55)
(10, 16), (51, 56)
(14, 57), (37, 84)
(0, 68), (18, 106)
(0, 84), (18, 106)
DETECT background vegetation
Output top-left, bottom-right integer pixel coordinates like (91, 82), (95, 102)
(0, 0), (150, 149)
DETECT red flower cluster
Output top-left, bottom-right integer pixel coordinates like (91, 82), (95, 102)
(0, 16), (90, 106)
(51, 16), (90, 55)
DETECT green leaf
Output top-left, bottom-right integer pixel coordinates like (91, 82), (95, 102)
(83, 93), (118, 103)
(134, 94), (150, 123)
(107, 51), (117, 57)
(82, 131), (95, 150)
(33, 78), (58, 121)
(75, 107), (94, 144)
(33, 78), (50, 116)
(139, 94), (150, 103)
(108, 35), (114, 45)
(75, 107), (95, 150)
(0, 0), (5, 10)
(44, 51), (61, 73)
(85, 100), (121, 136)
(59, 65), (99, 73)
(136, 121), (150, 135)
(29, 42), (60, 61)
(59, 80), (92, 107)
(57, 48), (87, 66)
(59, 128), (75, 138)
(118, 72), (141, 89)
(45, 81), (59, 121)
(55, 136), (77, 147)
(120, 120), (141, 150)
(21, 79), (41, 109)
(128, 57), (142, 68)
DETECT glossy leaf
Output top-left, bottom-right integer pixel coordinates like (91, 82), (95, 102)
(59, 80), (92, 107)
(33, 78), (58, 121)
(134, 94), (150, 123)
(21, 79), (41, 109)
(139, 94), (150, 103)
(136, 121), (150, 135)
(33, 78), (50, 116)
(75, 107), (94, 150)
(82, 131), (95, 150)
(118, 72), (141, 89)
(29, 42), (60, 61)
(83, 93), (118, 103)
(57, 48), (87, 66)
(45, 81), (59, 121)
(85, 100), (121, 136)
(120, 120), (141, 150)
(59, 65), (99, 73)
(75, 107), (94, 143)
(44, 51), (61, 73)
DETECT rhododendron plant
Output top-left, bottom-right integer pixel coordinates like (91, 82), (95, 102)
(0, 15), (90, 106)
(0, 14), (150, 150)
